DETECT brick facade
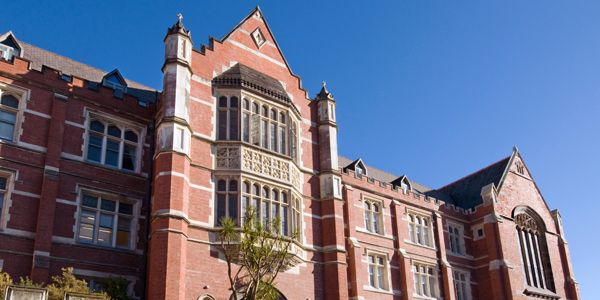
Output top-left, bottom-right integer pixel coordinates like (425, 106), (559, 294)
(0, 8), (579, 300)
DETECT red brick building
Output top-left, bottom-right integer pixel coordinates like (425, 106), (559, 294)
(0, 8), (580, 300)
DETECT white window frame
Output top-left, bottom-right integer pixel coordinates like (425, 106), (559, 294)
(453, 268), (472, 300)
(407, 210), (434, 247)
(363, 198), (384, 235)
(447, 221), (466, 255)
(74, 187), (140, 250)
(412, 262), (439, 299)
(365, 250), (391, 291)
(83, 109), (145, 173)
(0, 82), (29, 144)
(0, 169), (15, 230)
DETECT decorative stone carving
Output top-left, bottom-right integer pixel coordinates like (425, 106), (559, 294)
(216, 146), (240, 169)
(515, 213), (538, 232)
(216, 145), (302, 190)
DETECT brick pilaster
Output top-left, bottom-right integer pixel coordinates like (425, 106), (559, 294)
(31, 93), (68, 282)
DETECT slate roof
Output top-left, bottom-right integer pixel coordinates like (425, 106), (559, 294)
(1, 32), (158, 104)
(339, 155), (511, 209)
(436, 157), (510, 209)
(338, 156), (433, 194)
(212, 63), (290, 104)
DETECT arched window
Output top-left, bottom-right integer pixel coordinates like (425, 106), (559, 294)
(217, 96), (240, 141)
(363, 199), (383, 234)
(86, 118), (140, 171)
(216, 179), (239, 225)
(514, 207), (555, 291)
(408, 213), (432, 246)
(0, 93), (19, 141)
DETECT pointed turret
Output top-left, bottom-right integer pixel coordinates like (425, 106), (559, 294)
(316, 81), (341, 199)
(158, 13), (193, 154)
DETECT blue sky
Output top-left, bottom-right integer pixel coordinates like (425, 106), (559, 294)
(2, 1), (598, 297)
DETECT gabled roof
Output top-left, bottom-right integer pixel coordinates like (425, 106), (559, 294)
(0, 32), (22, 54)
(436, 156), (511, 209)
(102, 69), (127, 87)
(390, 175), (411, 189)
(197, 7), (310, 99)
(212, 63), (290, 104)
(343, 158), (368, 175)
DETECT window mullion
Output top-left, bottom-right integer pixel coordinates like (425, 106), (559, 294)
(533, 233), (547, 289)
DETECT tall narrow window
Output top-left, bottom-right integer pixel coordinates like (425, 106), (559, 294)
(77, 193), (134, 249)
(0, 177), (7, 225)
(86, 118), (140, 172)
(218, 96), (227, 140)
(367, 254), (388, 290)
(242, 99), (250, 142)
(279, 112), (287, 154)
(448, 223), (465, 255)
(453, 270), (471, 300)
(413, 263), (438, 298)
(408, 213), (432, 247)
(0, 94), (19, 141)
(216, 179), (238, 225)
(229, 96), (239, 140)
(290, 122), (297, 160)
(515, 208), (555, 291)
(363, 200), (383, 234)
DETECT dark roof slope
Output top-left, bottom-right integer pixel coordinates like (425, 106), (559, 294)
(212, 63), (290, 104)
(8, 39), (158, 104)
(436, 157), (510, 209)
(20, 42), (153, 91)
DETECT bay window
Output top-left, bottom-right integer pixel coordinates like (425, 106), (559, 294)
(218, 177), (302, 240)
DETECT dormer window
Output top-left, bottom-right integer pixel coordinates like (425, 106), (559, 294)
(0, 34), (21, 61)
(345, 159), (368, 177)
(102, 70), (128, 94)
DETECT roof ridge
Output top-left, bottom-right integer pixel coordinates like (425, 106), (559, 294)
(437, 156), (511, 190)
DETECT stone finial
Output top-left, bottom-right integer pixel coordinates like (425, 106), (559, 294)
(316, 80), (334, 101)
(167, 12), (190, 37)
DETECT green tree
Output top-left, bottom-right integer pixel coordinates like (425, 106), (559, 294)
(0, 272), (13, 299)
(217, 207), (298, 300)
(47, 267), (106, 300)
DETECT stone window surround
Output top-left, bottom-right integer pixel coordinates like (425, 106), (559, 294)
(72, 185), (141, 251)
(0, 168), (16, 230)
(405, 208), (435, 248)
(361, 196), (385, 236)
(363, 249), (392, 292)
(411, 260), (440, 299)
(446, 220), (466, 256)
(452, 268), (472, 300)
(0, 81), (30, 144)
(82, 108), (146, 174)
